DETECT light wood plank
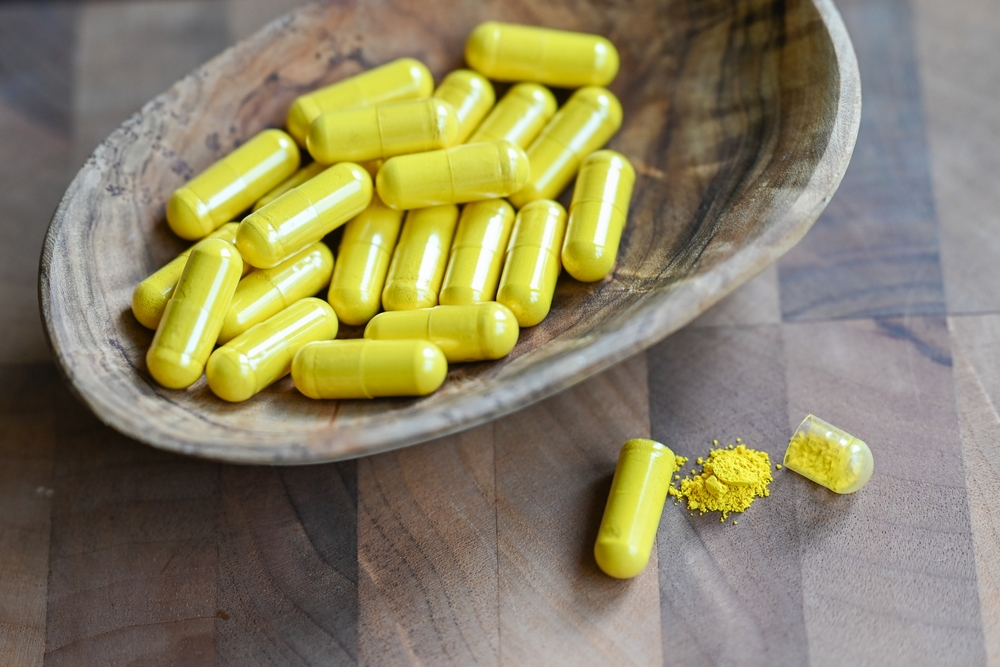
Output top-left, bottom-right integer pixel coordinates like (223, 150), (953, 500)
(913, 0), (1000, 314)
(948, 314), (1000, 664)
(0, 366), (59, 667)
(783, 317), (984, 666)
(648, 325), (807, 667)
(690, 264), (781, 329)
(358, 427), (497, 666)
(44, 389), (218, 665)
(215, 463), (358, 665)
(496, 355), (662, 667)
(226, 0), (305, 43)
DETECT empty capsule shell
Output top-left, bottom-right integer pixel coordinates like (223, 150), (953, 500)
(784, 415), (874, 494)
(508, 87), (622, 208)
(286, 57), (434, 145)
(328, 194), (405, 326)
(292, 339), (448, 399)
(207, 298), (338, 402)
(594, 439), (677, 579)
(167, 129), (300, 240)
(237, 162), (372, 269)
(466, 22), (619, 88)
(132, 222), (248, 330)
(376, 140), (529, 210)
(439, 199), (515, 305)
(496, 200), (567, 327)
(218, 242), (334, 344)
(365, 303), (519, 362)
(382, 204), (460, 311)
(562, 150), (636, 282)
(432, 69), (495, 143)
(468, 82), (557, 149)
(146, 238), (242, 389)
(253, 162), (326, 212)
(307, 98), (460, 164)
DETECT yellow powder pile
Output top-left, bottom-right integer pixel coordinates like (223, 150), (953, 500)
(669, 441), (773, 521)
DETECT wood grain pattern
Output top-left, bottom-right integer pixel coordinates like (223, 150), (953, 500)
(0, 366), (58, 667)
(783, 317), (985, 665)
(39, 0), (860, 463)
(913, 0), (1000, 314)
(496, 355), (662, 666)
(358, 427), (497, 666)
(649, 325), (807, 667)
(778, 0), (944, 322)
(947, 314), (1000, 664)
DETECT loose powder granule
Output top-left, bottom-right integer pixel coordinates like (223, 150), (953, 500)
(668, 442), (773, 521)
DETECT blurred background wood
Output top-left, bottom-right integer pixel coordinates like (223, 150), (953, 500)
(1, 0), (999, 664)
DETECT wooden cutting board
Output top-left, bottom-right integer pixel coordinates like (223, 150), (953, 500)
(1, 0), (998, 664)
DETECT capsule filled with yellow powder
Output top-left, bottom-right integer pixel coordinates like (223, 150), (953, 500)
(784, 415), (874, 494)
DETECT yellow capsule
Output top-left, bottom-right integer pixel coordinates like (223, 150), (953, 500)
(328, 194), (404, 326)
(167, 129), (300, 240)
(562, 150), (636, 282)
(377, 141), (529, 210)
(432, 69), (495, 143)
(146, 238), (242, 389)
(218, 242), (334, 344)
(253, 162), (326, 212)
(496, 200), (567, 327)
(382, 205), (459, 311)
(466, 21), (619, 88)
(237, 162), (372, 269)
(358, 159), (384, 180)
(784, 415), (874, 494)
(594, 439), (677, 579)
(132, 222), (248, 330)
(286, 58), (434, 145)
(307, 98), (459, 165)
(508, 87), (623, 209)
(292, 339), (447, 399)
(206, 298), (338, 402)
(468, 82), (557, 149)
(439, 199), (515, 305)
(365, 303), (518, 362)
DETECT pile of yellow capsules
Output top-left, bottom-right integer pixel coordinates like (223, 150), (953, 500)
(132, 22), (633, 402)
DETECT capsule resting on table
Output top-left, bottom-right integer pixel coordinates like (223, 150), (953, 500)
(168, 129), (300, 240)
(286, 57), (434, 145)
(496, 200), (567, 327)
(132, 223), (248, 330)
(146, 238), (242, 389)
(328, 194), (404, 326)
(466, 21), (619, 88)
(253, 162), (326, 212)
(439, 199), (515, 305)
(468, 82), (557, 149)
(206, 298), (338, 402)
(382, 205), (459, 311)
(432, 69), (495, 143)
(292, 339), (447, 399)
(562, 150), (636, 282)
(594, 439), (677, 579)
(508, 87), (622, 209)
(365, 303), (518, 362)
(237, 162), (372, 269)
(784, 415), (874, 494)
(376, 141), (529, 210)
(307, 98), (459, 165)
(218, 242), (334, 344)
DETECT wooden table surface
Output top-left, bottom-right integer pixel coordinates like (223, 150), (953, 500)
(1, 0), (998, 664)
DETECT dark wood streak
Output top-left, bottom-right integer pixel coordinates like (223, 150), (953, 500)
(39, 0), (860, 463)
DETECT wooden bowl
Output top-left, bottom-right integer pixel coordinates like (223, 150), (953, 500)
(39, 0), (860, 464)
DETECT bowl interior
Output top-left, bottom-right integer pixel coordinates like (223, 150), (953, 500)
(40, 0), (853, 463)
